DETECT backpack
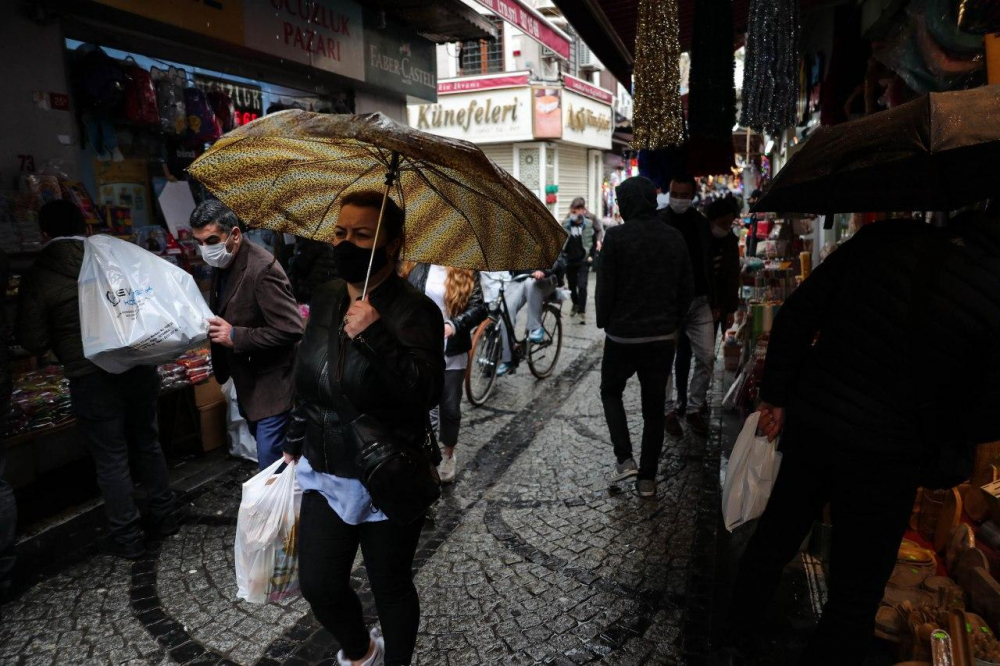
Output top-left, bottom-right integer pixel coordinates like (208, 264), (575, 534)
(207, 89), (236, 133)
(122, 58), (159, 126)
(184, 87), (222, 143)
(74, 48), (125, 115)
(151, 67), (187, 135)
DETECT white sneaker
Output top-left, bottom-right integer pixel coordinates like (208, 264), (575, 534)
(438, 453), (457, 484)
(336, 628), (384, 665)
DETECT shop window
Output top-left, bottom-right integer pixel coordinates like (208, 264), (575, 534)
(518, 147), (541, 198)
(459, 17), (504, 76)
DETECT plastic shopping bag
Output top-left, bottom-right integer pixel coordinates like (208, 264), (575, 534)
(223, 379), (258, 464)
(235, 459), (301, 603)
(721, 412), (782, 532)
(78, 235), (212, 373)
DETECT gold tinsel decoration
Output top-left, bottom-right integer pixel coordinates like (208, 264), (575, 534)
(632, 0), (686, 150)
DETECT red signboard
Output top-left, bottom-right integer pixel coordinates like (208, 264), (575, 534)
(563, 74), (614, 105)
(473, 0), (571, 60)
(438, 73), (531, 94)
(49, 93), (70, 111)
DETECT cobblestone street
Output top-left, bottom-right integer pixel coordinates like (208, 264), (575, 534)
(0, 306), (729, 665)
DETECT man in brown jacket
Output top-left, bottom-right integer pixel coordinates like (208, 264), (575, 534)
(190, 201), (303, 469)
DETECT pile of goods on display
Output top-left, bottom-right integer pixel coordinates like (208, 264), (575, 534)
(872, 466), (1000, 664)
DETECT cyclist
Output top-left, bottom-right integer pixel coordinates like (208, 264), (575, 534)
(483, 257), (566, 377)
(403, 263), (487, 483)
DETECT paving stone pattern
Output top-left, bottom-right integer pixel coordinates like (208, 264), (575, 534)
(0, 302), (726, 665)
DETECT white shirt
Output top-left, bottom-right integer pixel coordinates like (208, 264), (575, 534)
(425, 265), (468, 371)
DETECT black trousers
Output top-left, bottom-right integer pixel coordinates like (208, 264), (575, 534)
(0, 429), (14, 592)
(430, 368), (463, 448)
(68, 366), (175, 543)
(298, 492), (424, 665)
(727, 429), (919, 665)
(566, 262), (590, 313)
(599, 339), (675, 480)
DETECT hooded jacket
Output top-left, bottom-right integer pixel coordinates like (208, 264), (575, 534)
(17, 238), (97, 378)
(761, 216), (1000, 465)
(596, 177), (694, 340)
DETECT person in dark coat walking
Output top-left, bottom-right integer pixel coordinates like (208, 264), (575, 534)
(661, 174), (718, 437)
(405, 262), (487, 483)
(17, 201), (176, 560)
(674, 196), (741, 414)
(724, 214), (1000, 665)
(288, 237), (339, 304)
(598, 176), (694, 498)
(190, 201), (303, 469)
(562, 197), (604, 323)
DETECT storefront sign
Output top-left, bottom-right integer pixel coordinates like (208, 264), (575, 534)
(92, 0), (246, 43)
(407, 87), (533, 144)
(563, 74), (614, 105)
(362, 9), (437, 102)
(561, 90), (613, 150)
(532, 87), (562, 139)
(192, 74), (264, 126)
(439, 73), (531, 95)
(244, 0), (366, 81)
(472, 0), (570, 60)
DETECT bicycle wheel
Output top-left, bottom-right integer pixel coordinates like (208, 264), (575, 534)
(528, 304), (563, 379)
(466, 319), (501, 406)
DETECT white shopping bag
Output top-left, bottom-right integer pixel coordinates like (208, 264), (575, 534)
(721, 412), (782, 531)
(223, 379), (258, 463)
(78, 235), (213, 373)
(235, 459), (302, 604)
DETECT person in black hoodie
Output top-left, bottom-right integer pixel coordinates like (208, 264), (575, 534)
(722, 213), (1000, 665)
(597, 176), (693, 498)
(661, 174), (717, 436)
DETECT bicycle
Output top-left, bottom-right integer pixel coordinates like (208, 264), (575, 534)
(465, 273), (563, 407)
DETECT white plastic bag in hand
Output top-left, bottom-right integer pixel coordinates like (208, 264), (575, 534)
(78, 235), (212, 373)
(721, 411), (782, 532)
(234, 459), (302, 603)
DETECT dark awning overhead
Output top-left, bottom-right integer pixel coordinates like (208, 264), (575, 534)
(365, 0), (499, 43)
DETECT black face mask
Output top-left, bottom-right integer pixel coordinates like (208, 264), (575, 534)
(333, 240), (389, 284)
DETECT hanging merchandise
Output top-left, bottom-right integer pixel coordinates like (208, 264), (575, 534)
(207, 89), (236, 133)
(151, 66), (187, 136)
(184, 87), (222, 143)
(122, 58), (160, 127)
(632, 0), (686, 150)
(740, 0), (801, 134)
(687, 0), (736, 175)
(73, 46), (126, 116)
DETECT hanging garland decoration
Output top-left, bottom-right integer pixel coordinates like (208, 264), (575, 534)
(688, 0), (736, 141)
(739, 0), (801, 134)
(632, 0), (686, 150)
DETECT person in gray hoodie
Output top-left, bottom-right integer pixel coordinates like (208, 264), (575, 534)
(597, 176), (694, 498)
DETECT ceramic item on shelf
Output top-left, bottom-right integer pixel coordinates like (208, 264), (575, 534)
(920, 488), (949, 543)
(912, 487), (925, 531)
(876, 605), (904, 642)
(949, 609), (975, 666)
(966, 487), (992, 523)
(957, 547), (991, 591)
(947, 524), (976, 572)
(935, 488), (963, 553)
(891, 562), (934, 589)
(901, 538), (938, 567)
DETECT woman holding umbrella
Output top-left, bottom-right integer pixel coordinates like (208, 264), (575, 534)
(281, 190), (444, 666)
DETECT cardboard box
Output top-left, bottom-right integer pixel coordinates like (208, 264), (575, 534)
(199, 400), (227, 452)
(193, 377), (223, 408)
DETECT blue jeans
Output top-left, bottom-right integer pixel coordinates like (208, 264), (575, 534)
(249, 412), (291, 470)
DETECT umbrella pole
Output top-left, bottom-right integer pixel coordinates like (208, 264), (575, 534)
(362, 152), (401, 300)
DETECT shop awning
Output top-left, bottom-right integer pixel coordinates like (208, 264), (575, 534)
(368, 0), (499, 43)
(553, 0), (831, 89)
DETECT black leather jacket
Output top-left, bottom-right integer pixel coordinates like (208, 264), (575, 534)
(282, 275), (445, 478)
(406, 263), (488, 357)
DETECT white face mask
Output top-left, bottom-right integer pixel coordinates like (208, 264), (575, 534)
(669, 197), (693, 215)
(199, 233), (237, 268)
(711, 225), (731, 239)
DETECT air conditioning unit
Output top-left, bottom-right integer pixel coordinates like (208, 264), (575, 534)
(579, 43), (604, 71)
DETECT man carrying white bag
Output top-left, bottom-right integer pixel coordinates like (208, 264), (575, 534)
(17, 202), (194, 559)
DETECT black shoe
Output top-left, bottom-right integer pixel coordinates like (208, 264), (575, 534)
(100, 535), (146, 560)
(665, 411), (684, 437)
(686, 411), (709, 436)
(148, 512), (180, 539)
